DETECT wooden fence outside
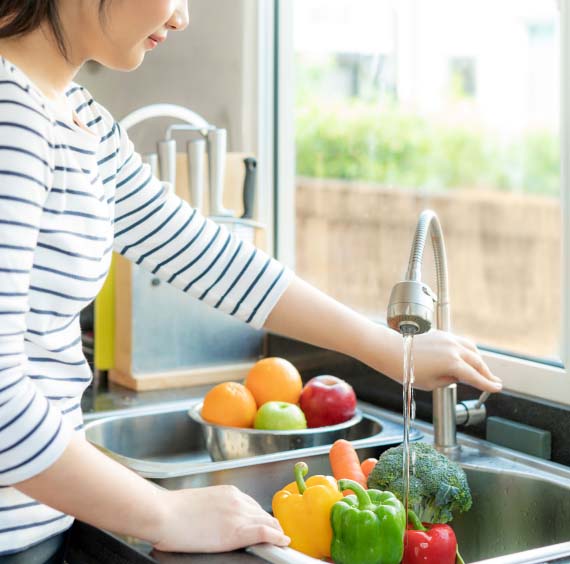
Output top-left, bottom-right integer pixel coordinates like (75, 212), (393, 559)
(295, 177), (560, 359)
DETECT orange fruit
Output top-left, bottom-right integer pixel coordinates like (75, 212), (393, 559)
(201, 381), (257, 428)
(245, 357), (303, 407)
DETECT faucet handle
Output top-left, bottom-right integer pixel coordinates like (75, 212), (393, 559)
(475, 391), (490, 409)
(456, 391), (491, 427)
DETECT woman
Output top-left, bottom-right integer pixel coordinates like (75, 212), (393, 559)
(0, 0), (501, 561)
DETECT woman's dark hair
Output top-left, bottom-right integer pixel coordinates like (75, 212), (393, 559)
(0, 1), (108, 57)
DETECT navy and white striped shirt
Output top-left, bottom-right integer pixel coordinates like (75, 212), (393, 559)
(0, 57), (292, 554)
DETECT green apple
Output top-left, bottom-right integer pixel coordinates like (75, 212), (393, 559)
(254, 401), (307, 431)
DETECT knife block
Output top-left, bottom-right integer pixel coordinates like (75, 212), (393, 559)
(108, 152), (269, 391)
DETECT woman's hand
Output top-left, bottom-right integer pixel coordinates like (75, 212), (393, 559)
(17, 435), (288, 555)
(264, 276), (502, 394)
(410, 330), (502, 392)
(153, 485), (290, 553)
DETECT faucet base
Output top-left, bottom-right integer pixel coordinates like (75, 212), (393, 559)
(433, 443), (462, 460)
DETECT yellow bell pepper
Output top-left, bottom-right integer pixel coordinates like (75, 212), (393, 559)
(272, 461), (343, 559)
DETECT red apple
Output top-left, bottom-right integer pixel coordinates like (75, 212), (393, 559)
(299, 375), (357, 428)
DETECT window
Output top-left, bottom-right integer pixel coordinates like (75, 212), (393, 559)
(275, 0), (566, 398)
(449, 57), (476, 98)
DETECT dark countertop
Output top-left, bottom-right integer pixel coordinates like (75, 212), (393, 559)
(67, 522), (260, 564)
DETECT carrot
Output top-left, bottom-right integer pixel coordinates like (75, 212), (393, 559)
(360, 457), (378, 481)
(329, 439), (367, 496)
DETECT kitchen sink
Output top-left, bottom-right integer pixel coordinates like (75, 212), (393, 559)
(84, 399), (420, 478)
(85, 401), (570, 563)
(455, 461), (570, 562)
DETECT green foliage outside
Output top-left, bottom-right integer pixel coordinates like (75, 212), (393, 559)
(295, 99), (560, 197)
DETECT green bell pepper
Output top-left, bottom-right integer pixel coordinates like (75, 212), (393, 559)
(331, 479), (406, 564)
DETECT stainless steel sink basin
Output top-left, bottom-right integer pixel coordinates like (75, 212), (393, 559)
(455, 463), (570, 563)
(85, 400), (570, 563)
(84, 399), (420, 478)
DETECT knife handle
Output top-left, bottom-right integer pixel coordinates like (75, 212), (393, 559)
(157, 139), (177, 187)
(242, 157), (257, 219)
(207, 128), (232, 217)
(187, 139), (206, 211)
(141, 153), (159, 178)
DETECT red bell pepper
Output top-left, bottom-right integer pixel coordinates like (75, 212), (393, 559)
(402, 510), (465, 564)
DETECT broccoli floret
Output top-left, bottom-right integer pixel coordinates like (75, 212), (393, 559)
(367, 442), (472, 524)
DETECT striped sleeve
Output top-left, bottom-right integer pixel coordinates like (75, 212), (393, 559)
(111, 121), (293, 329)
(0, 87), (72, 485)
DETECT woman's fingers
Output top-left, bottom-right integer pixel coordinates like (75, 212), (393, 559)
(238, 489), (265, 511)
(239, 524), (290, 547)
(448, 356), (502, 392)
(235, 494), (287, 542)
(239, 495), (286, 533)
(456, 335), (502, 386)
(236, 500), (289, 546)
(241, 508), (284, 532)
(412, 330), (502, 392)
(456, 335), (479, 354)
(460, 347), (502, 386)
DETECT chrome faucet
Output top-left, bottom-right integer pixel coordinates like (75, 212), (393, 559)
(387, 209), (488, 452)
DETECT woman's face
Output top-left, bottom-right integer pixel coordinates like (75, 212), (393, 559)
(76, 0), (189, 70)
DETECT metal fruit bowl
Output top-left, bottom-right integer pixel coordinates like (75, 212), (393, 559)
(188, 402), (363, 462)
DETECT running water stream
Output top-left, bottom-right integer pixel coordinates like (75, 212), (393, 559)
(401, 331), (416, 528)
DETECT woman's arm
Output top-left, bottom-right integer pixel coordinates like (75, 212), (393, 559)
(107, 123), (499, 393)
(16, 434), (289, 553)
(264, 275), (503, 392)
(108, 113), (292, 331)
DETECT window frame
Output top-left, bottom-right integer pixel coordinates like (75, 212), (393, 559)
(267, 0), (570, 404)
(273, 0), (296, 268)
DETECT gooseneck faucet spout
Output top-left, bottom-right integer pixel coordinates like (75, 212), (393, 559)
(387, 210), (449, 336)
(387, 210), (487, 452)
